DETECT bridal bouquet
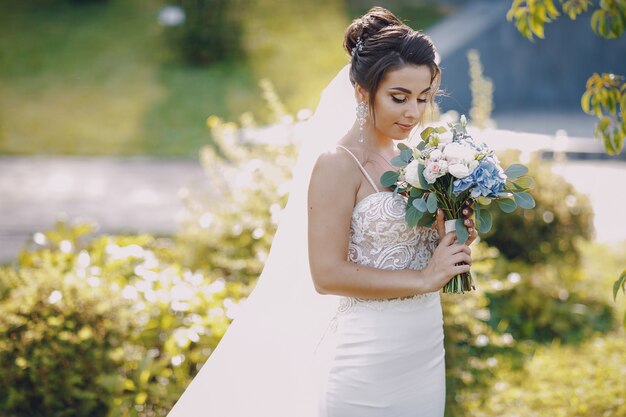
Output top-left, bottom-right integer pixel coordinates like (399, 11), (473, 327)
(381, 115), (535, 293)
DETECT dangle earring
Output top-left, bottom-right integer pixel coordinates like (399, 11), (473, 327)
(356, 101), (368, 143)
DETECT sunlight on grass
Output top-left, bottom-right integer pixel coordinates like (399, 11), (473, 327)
(0, 0), (450, 156)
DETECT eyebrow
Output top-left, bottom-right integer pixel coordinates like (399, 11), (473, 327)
(388, 86), (431, 94)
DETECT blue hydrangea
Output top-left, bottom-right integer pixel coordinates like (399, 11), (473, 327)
(453, 156), (507, 198)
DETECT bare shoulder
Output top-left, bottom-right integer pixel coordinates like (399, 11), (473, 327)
(310, 146), (361, 189)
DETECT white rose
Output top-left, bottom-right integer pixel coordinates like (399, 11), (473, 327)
(438, 131), (454, 144)
(468, 159), (479, 174)
(443, 142), (475, 164)
(448, 163), (471, 178)
(404, 159), (424, 188)
(429, 149), (442, 161)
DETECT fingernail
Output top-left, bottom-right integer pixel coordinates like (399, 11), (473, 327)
(463, 209), (468, 215)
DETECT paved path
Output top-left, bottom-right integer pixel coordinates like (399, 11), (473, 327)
(0, 156), (209, 264)
(2, 151), (625, 265)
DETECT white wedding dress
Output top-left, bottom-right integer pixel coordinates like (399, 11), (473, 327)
(166, 65), (446, 417)
(317, 146), (445, 417)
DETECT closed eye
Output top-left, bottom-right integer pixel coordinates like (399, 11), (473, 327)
(392, 95), (407, 103)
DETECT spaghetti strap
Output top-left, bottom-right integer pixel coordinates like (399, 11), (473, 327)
(336, 145), (380, 193)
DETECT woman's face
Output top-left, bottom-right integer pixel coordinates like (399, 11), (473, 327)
(359, 64), (433, 141)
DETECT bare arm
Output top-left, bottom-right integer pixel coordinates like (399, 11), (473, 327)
(307, 149), (471, 299)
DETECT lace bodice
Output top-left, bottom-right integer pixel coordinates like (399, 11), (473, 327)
(335, 191), (440, 313)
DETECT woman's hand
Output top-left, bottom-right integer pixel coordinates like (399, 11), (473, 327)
(421, 232), (472, 293)
(433, 200), (478, 245)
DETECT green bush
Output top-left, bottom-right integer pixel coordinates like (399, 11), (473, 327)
(0, 222), (250, 417)
(0, 266), (126, 417)
(485, 281), (614, 344)
(481, 152), (594, 266)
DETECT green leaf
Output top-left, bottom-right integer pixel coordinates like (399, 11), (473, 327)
(381, 171), (399, 187)
(514, 192), (536, 209)
(504, 164), (528, 179)
(455, 218), (470, 244)
(397, 143), (410, 151)
(405, 205), (424, 228)
(498, 198), (517, 213)
(512, 176), (536, 190)
(409, 187), (424, 198)
(475, 207), (492, 233)
(426, 192), (438, 213)
(613, 270), (626, 302)
(400, 149), (413, 163)
(420, 127), (435, 141)
(390, 156), (407, 167)
(417, 164), (432, 190)
(417, 212), (435, 227)
(476, 196), (492, 205)
(413, 196), (427, 212)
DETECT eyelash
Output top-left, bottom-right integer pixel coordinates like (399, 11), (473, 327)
(392, 96), (428, 104)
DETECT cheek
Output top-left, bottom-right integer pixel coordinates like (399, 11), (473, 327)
(373, 100), (400, 126)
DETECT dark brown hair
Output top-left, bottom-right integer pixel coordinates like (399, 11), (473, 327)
(344, 7), (441, 113)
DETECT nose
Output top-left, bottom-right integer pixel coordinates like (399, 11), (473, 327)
(404, 101), (421, 120)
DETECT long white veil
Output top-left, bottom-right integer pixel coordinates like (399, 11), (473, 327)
(167, 65), (355, 416)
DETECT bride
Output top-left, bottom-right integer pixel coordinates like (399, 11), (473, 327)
(167, 6), (476, 417)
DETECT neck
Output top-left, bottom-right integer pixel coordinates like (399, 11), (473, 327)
(346, 121), (396, 152)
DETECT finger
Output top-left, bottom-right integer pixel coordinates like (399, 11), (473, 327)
(449, 244), (471, 256)
(439, 231), (457, 247)
(452, 263), (472, 275)
(451, 253), (472, 266)
(466, 227), (478, 245)
(462, 206), (474, 218)
(464, 218), (474, 228)
(435, 209), (445, 239)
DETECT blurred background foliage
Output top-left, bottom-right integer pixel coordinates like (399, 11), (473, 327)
(2, 105), (625, 416)
(0, 0), (448, 157)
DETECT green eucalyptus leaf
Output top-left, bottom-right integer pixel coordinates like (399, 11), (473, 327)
(417, 164), (432, 190)
(400, 149), (413, 163)
(417, 212), (435, 227)
(497, 198), (517, 213)
(405, 205), (424, 228)
(426, 192), (438, 213)
(514, 192), (536, 209)
(512, 176), (536, 190)
(416, 141), (426, 151)
(475, 207), (492, 233)
(381, 171), (399, 188)
(420, 127), (435, 141)
(413, 196), (427, 212)
(409, 187), (424, 198)
(390, 156), (407, 167)
(504, 164), (529, 179)
(397, 143), (410, 151)
(454, 219), (469, 244)
(476, 196), (492, 205)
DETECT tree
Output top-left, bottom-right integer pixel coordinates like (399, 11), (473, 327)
(507, 0), (626, 327)
(507, 0), (626, 155)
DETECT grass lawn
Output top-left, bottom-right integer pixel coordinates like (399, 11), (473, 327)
(0, 0), (449, 157)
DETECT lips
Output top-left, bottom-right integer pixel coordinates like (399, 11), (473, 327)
(396, 123), (415, 131)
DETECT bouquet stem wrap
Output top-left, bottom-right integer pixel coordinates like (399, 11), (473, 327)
(443, 219), (476, 294)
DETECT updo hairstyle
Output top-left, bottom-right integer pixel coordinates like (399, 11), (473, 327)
(344, 7), (441, 115)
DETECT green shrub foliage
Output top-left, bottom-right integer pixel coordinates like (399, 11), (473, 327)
(481, 152), (594, 265)
(0, 267), (124, 417)
(165, 0), (245, 66)
(0, 222), (249, 417)
(485, 282), (614, 344)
